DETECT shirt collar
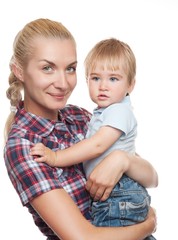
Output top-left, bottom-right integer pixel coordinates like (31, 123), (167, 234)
(14, 101), (75, 137)
(93, 95), (131, 115)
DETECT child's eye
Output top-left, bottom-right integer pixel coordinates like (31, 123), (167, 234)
(110, 77), (119, 82)
(92, 76), (100, 81)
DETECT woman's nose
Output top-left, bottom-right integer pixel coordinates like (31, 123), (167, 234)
(53, 72), (68, 89)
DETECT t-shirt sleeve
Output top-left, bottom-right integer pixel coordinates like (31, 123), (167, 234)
(101, 103), (137, 136)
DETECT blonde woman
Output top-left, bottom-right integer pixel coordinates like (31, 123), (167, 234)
(4, 18), (157, 240)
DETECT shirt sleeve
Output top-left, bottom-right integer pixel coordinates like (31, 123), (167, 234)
(101, 103), (137, 136)
(4, 137), (62, 206)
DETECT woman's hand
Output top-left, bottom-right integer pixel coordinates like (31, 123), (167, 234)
(86, 150), (129, 201)
(147, 207), (157, 234)
(85, 150), (158, 201)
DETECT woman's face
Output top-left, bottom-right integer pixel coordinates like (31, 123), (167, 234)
(21, 37), (77, 120)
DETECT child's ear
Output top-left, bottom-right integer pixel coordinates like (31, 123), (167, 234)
(128, 78), (136, 94)
(86, 77), (89, 85)
(11, 63), (24, 82)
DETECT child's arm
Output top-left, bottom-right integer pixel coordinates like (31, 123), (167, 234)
(30, 126), (123, 167)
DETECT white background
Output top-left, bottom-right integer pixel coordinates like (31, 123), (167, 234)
(1, 0), (177, 239)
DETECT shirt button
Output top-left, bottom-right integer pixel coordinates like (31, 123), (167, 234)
(64, 133), (68, 138)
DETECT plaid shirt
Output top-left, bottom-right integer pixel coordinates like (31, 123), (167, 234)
(4, 101), (92, 239)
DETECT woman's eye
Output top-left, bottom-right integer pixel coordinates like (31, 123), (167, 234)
(66, 66), (76, 73)
(43, 65), (53, 72)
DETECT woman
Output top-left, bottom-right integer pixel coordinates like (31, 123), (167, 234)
(4, 18), (157, 240)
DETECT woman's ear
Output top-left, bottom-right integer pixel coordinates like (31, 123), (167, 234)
(11, 63), (24, 82)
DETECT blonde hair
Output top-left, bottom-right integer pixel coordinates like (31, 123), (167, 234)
(84, 38), (136, 86)
(4, 18), (75, 141)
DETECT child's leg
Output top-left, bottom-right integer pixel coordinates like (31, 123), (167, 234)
(91, 174), (151, 227)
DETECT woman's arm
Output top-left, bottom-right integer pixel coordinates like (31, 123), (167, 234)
(31, 188), (156, 240)
(86, 150), (158, 201)
(125, 152), (158, 188)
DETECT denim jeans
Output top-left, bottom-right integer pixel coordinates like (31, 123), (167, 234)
(91, 174), (156, 239)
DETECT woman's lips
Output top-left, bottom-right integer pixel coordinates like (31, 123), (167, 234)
(48, 93), (66, 100)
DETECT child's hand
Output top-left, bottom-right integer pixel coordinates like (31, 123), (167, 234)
(30, 143), (57, 167)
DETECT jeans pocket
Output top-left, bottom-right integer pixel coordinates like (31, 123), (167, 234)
(119, 194), (151, 224)
(91, 201), (111, 226)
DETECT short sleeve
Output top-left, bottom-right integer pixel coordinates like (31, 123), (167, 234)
(4, 137), (62, 206)
(101, 103), (137, 135)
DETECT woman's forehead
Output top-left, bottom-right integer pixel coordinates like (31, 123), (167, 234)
(30, 37), (77, 62)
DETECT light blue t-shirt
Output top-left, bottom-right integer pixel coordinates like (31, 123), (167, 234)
(83, 96), (137, 178)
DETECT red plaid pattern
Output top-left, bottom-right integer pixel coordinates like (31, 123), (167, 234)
(4, 101), (92, 239)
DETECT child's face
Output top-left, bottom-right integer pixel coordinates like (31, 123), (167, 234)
(87, 64), (134, 108)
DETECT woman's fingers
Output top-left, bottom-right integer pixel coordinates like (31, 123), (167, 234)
(86, 178), (112, 201)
